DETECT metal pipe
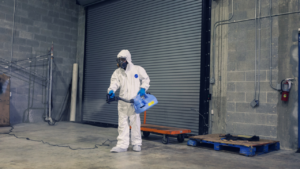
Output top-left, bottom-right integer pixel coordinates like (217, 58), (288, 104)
(211, 0), (234, 83)
(9, 0), (16, 77)
(43, 57), (47, 118)
(214, 11), (300, 40)
(212, 10), (300, 87)
(11, 53), (50, 64)
(45, 55), (50, 121)
(258, 0), (262, 100)
(213, 0), (234, 28)
(0, 58), (46, 81)
(25, 59), (33, 122)
(269, 0), (277, 90)
(254, 0), (257, 100)
(48, 56), (53, 123)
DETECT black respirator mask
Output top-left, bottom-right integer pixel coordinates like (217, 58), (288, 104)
(116, 57), (128, 70)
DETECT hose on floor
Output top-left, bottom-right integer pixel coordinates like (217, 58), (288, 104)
(3, 125), (117, 150)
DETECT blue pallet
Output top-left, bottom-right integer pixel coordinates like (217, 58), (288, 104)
(187, 139), (280, 157)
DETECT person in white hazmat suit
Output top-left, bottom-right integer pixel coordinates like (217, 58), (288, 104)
(108, 49), (150, 153)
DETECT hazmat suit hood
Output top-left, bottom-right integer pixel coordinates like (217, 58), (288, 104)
(117, 49), (132, 63)
(117, 50), (133, 71)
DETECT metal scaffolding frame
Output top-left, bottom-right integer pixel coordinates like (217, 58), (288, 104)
(0, 44), (55, 125)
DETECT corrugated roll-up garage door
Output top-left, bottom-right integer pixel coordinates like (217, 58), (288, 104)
(83, 0), (202, 135)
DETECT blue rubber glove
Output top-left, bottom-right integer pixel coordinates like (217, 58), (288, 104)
(108, 90), (115, 98)
(138, 88), (145, 97)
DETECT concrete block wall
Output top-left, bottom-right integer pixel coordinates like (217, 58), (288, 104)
(226, 0), (279, 139)
(0, 0), (79, 124)
(211, 0), (299, 149)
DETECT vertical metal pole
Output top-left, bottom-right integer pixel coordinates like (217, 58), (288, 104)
(43, 57), (48, 119)
(9, 0), (16, 78)
(26, 60), (32, 122)
(48, 43), (54, 124)
(258, 0), (261, 100)
(297, 29), (300, 153)
(45, 55), (50, 120)
(49, 57), (53, 121)
(254, 0), (257, 100)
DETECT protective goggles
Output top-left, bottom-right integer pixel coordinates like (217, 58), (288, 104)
(116, 58), (126, 63)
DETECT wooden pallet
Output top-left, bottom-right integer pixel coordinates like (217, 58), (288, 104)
(187, 134), (280, 156)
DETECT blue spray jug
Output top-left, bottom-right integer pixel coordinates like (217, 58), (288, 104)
(133, 93), (158, 113)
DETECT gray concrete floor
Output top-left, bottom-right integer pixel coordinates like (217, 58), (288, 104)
(0, 122), (299, 169)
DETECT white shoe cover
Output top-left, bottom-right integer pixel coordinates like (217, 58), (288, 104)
(133, 145), (141, 152)
(110, 146), (127, 153)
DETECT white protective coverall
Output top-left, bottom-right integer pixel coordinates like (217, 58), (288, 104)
(108, 50), (150, 149)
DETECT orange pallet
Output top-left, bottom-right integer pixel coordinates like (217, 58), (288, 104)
(139, 111), (191, 144)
